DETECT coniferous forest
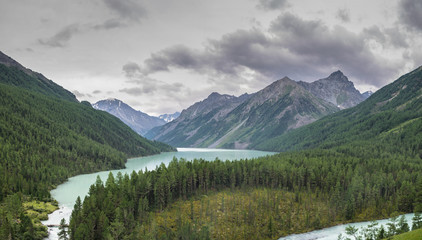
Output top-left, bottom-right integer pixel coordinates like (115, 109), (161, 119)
(1, 49), (422, 240)
(0, 62), (175, 239)
(69, 67), (422, 239)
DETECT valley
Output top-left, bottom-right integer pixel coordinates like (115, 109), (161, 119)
(1, 49), (422, 239)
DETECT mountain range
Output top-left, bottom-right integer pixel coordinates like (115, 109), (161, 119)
(256, 65), (422, 152)
(0, 50), (174, 201)
(92, 99), (169, 135)
(146, 71), (371, 148)
(298, 70), (369, 109)
(0, 51), (77, 102)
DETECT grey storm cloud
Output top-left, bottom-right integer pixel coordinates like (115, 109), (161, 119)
(39, 24), (80, 47)
(93, 19), (126, 30)
(257, 0), (289, 11)
(399, 0), (422, 31)
(363, 26), (409, 48)
(121, 61), (186, 97)
(363, 26), (386, 44)
(336, 9), (350, 23)
(119, 81), (184, 96)
(138, 12), (401, 88)
(102, 0), (147, 22)
(122, 62), (142, 78)
(39, 0), (146, 48)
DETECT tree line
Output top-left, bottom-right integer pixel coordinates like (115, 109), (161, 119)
(69, 141), (422, 239)
(0, 68), (174, 239)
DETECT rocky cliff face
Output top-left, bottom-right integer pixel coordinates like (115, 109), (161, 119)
(298, 71), (365, 109)
(213, 77), (339, 149)
(146, 70), (369, 149)
(93, 99), (166, 135)
(147, 76), (339, 149)
(145, 92), (252, 142)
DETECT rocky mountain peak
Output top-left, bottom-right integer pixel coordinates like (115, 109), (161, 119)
(327, 70), (347, 80)
(207, 92), (221, 98)
(274, 76), (295, 85)
(93, 99), (166, 135)
(298, 71), (365, 109)
(206, 92), (236, 101)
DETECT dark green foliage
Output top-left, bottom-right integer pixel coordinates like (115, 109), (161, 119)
(58, 218), (68, 240)
(71, 140), (422, 239)
(0, 194), (40, 240)
(0, 64), (77, 102)
(0, 60), (175, 239)
(80, 101), (92, 107)
(412, 212), (422, 230)
(414, 176), (422, 213)
(0, 83), (174, 200)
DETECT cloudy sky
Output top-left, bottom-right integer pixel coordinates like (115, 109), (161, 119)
(1, 0), (421, 115)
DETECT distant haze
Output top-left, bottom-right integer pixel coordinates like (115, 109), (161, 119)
(0, 0), (421, 115)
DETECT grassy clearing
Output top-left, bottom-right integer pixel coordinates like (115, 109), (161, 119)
(23, 199), (59, 239)
(141, 188), (349, 239)
(390, 228), (422, 240)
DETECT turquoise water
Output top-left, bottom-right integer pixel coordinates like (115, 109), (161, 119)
(52, 147), (274, 208)
(279, 213), (415, 240)
(42, 148), (415, 240)
(43, 148), (275, 239)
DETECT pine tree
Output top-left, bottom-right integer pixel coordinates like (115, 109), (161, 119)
(414, 176), (422, 213)
(397, 215), (409, 234)
(412, 212), (422, 230)
(58, 218), (68, 240)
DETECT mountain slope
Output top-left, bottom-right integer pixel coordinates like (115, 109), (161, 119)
(145, 92), (251, 144)
(93, 99), (166, 135)
(257, 66), (422, 152)
(0, 53), (175, 200)
(298, 70), (366, 109)
(148, 77), (339, 148)
(216, 77), (339, 149)
(159, 112), (181, 123)
(0, 51), (77, 102)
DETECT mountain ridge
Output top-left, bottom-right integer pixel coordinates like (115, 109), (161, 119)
(256, 65), (422, 152)
(146, 72), (359, 149)
(93, 98), (166, 135)
(0, 50), (175, 201)
(0, 50), (77, 102)
(298, 70), (365, 109)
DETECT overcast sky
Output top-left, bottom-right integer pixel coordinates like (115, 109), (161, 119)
(1, 0), (421, 115)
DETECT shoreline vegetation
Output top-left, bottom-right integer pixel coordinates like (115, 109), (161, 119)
(69, 144), (422, 239)
(1, 194), (59, 239)
(0, 58), (175, 239)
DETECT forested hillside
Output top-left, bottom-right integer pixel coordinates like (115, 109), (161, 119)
(0, 51), (77, 102)
(69, 66), (422, 239)
(149, 77), (339, 149)
(69, 142), (422, 239)
(256, 66), (422, 152)
(0, 53), (174, 239)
